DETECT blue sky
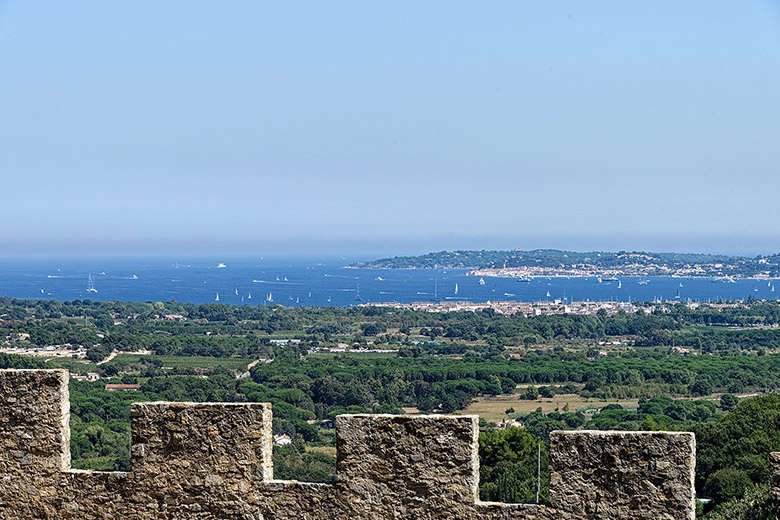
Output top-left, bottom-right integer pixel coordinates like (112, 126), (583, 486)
(2, 1), (780, 257)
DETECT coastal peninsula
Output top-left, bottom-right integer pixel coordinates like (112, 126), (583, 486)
(352, 249), (780, 279)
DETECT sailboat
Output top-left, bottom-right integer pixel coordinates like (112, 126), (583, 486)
(454, 283), (459, 295)
(479, 277), (485, 286)
(266, 292), (273, 302)
(617, 280), (622, 289)
(215, 293), (220, 301)
(248, 293), (252, 300)
(86, 274), (98, 293)
(546, 290), (551, 297)
(235, 289), (239, 296)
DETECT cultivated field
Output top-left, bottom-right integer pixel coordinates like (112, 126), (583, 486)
(463, 393), (640, 423)
(107, 354), (255, 372)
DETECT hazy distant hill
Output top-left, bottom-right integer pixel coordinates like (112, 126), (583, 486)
(351, 250), (514, 269)
(352, 249), (780, 277)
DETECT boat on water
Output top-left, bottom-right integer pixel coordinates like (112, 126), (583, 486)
(479, 277), (485, 286)
(516, 277), (531, 283)
(454, 283), (458, 295)
(215, 292), (220, 301)
(235, 289), (239, 296)
(597, 276), (603, 284)
(546, 290), (551, 297)
(217, 263), (227, 268)
(266, 292), (273, 302)
(86, 274), (98, 293)
(638, 280), (649, 285)
(711, 277), (736, 283)
(131, 274), (138, 280)
(375, 276), (384, 281)
(602, 276), (619, 282)
(617, 280), (622, 289)
(248, 293), (252, 300)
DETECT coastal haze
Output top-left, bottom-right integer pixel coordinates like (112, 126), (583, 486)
(2, 1), (780, 257)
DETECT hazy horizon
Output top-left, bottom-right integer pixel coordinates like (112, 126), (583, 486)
(2, 2), (779, 258)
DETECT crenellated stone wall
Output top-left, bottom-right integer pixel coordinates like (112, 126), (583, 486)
(0, 369), (697, 519)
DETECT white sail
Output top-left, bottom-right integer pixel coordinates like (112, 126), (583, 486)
(86, 273), (98, 293)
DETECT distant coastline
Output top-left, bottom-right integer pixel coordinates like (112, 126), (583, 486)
(352, 248), (780, 280)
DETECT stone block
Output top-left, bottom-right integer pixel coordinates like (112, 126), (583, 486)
(336, 414), (479, 515)
(131, 401), (273, 494)
(549, 430), (696, 520)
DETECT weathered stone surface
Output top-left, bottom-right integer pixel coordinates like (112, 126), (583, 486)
(549, 430), (696, 520)
(0, 369), (699, 519)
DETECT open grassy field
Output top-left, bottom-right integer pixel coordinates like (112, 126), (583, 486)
(307, 446), (337, 457)
(107, 354), (254, 371)
(44, 357), (95, 373)
(463, 394), (640, 423)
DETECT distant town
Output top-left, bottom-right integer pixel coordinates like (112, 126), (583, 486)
(361, 298), (755, 318)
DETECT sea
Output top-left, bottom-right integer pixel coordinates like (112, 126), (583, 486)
(0, 256), (776, 307)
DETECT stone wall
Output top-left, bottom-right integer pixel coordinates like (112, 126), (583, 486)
(0, 369), (697, 519)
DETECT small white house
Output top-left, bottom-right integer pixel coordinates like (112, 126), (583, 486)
(273, 434), (292, 446)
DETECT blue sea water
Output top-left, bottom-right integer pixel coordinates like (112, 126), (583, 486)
(0, 256), (775, 306)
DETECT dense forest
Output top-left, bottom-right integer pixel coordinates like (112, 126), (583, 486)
(2, 296), (780, 516)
